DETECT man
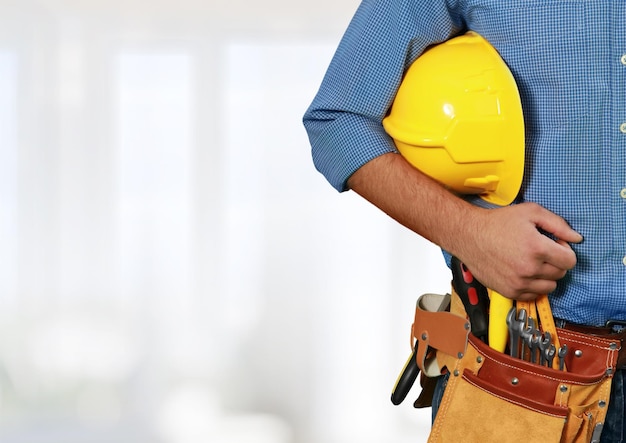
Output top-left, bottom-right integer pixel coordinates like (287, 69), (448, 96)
(303, 0), (626, 440)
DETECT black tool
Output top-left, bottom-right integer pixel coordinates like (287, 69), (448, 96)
(391, 343), (419, 405)
(451, 256), (490, 343)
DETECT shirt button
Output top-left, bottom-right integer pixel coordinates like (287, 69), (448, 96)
(621, 54), (626, 65)
(622, 256), (626, 266)
(621, 189), (626, 199)
(620, 123), (626, 133)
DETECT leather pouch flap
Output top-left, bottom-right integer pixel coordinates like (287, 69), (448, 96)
(412, 293), (470, 374)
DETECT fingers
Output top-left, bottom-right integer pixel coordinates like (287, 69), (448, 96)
(533, 204), (583, 244)
(516, 291), (550, 302)
(538, 237), (578, 272)
(509, 240), (574, 299)
(534, 262), (568, 281)
(461, 202), (581, 301)
(524, 206), (579, 274)
(505, 272), (559, 301)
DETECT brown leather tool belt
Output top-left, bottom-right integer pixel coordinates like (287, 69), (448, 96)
(558, 321), (626, 370)
(425, 292), (619, 443)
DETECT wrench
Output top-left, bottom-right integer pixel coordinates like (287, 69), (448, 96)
(506, 307), (517, 357)
(520, 317), (536, 360)
(558, 344), (568, 370)
(529, 334), (541, 364)
(506, 307), (526, 358)
(544, 343), (556, 368)
(521, 326), (533, 361)
(538, 331), (552, 366)
(512, 309), (527, 359)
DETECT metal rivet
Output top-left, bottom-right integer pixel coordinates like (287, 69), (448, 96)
(599, 400), (607, 408)
(453, 369), (460, 377)
(575, 350), (583, 358)
(458, 352), (464, 359)
(606, 368), (614, 376)
(560, 385), (568, 393)
(421, 333), (428, 340)
(464, 322), (471, 331)
(609, 342), (617, 350)
(476, 356), (483, 363)
(511, 377), (519, 385)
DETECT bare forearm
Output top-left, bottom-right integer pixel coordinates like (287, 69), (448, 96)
(347, 152), (480, 258)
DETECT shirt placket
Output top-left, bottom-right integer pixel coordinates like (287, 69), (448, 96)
(615, 3), (626, 272)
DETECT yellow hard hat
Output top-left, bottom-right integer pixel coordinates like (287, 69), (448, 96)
(382, 31), (524, 206)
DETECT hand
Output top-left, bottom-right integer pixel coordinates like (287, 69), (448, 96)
(347, 154), (582, 301)
(456, 202), (583, 301)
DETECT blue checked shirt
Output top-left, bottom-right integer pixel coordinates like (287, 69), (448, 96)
(303, 0), (626, 326)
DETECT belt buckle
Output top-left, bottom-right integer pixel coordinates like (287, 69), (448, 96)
(605, 319), (626, 331)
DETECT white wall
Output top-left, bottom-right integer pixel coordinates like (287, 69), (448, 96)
(0, 1), (451, 442)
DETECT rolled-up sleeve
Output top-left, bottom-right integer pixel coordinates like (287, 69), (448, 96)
(303, 0), (464, 192)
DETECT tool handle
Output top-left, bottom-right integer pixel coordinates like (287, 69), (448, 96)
(488, 289), (514, 352)
(391, 344), (420, 405)
(451, 256), (490, 341)
(535, 294), (562, 369)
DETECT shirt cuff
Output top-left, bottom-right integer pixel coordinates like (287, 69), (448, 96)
(307, 112), (397, 192)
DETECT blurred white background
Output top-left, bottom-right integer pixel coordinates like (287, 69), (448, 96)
(0, 0), (451, 442)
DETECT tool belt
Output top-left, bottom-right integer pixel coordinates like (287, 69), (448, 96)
(409, 290), (622, 443)
(558, 322), (626, 370)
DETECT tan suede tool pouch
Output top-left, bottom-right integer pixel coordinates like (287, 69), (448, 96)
(413, 291), (621, 443)
(431, 331), (617, 443)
